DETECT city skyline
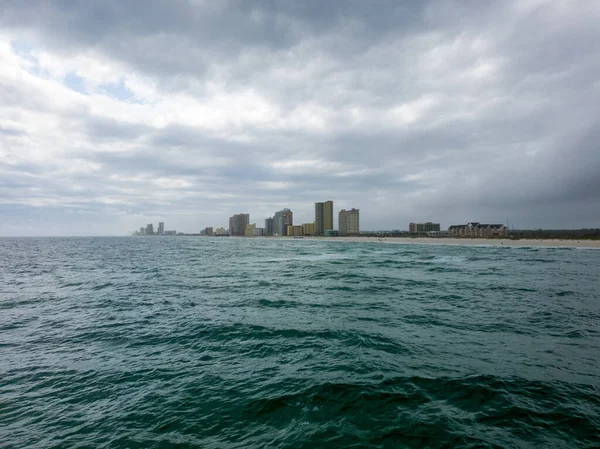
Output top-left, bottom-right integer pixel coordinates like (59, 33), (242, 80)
(1, 1), (599, 236)
(135, 199), (359, 236)
(135, 203), (515, 238)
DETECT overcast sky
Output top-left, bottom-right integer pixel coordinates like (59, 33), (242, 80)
(1, 0), (599, 235)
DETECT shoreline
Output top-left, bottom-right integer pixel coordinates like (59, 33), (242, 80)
(276, 236), (600, 249)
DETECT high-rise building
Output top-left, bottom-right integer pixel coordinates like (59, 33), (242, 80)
(229, 213), (249, 236)
(139, 226), (145, 235)
(315, 200), (333, 235)
(273, 208), (292, 236)
(265, 217), (274, 236)
(241, 214), (249, 234)
(273, 211), (283, 236)
(233, 215), (240, 234)
(324, 201), (333, 232)
(315, 203), (324, 235)
(283, 209), (293, 232)
(146, 223), (154, 235)
(158, 222), (165, 235)
(339, 208), (360, 235)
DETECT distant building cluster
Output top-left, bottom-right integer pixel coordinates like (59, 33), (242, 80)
(134, 221), (177, 236)
(198, 200), (360, 238)
(133, 214), (508, 239)
(409, 221), (508, 237)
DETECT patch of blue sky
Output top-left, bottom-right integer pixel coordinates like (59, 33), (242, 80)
(10, 39), (40, 72)
(64, 72), (87, 94)
(99, 79), (134, 101)
(10, 39), (35, 56)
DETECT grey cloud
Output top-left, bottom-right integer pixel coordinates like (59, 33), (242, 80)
(2, 0), (424, 51)
(85, 116), (148, 142)
(0, 126), (27, 137)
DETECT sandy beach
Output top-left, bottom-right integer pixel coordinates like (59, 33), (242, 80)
(281, 236), (600, 249)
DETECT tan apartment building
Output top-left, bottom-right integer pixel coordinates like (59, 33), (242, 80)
(287, 225), (304, 236)
(339, 208), (360, 235)
(302, 222), (315, 236)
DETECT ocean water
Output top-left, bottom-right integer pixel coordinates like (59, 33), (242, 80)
(1, 237), (599, 449)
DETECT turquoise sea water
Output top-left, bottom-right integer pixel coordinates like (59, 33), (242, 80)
(1, 237), (599, 448)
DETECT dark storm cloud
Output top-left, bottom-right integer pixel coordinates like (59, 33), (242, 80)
(0, 0), (599, 235)
(1, 0), (424, 51)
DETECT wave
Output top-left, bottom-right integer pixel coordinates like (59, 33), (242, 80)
(243, 375), (600, 448)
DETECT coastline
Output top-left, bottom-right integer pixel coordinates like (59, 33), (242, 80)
(278, 236), (600, 249)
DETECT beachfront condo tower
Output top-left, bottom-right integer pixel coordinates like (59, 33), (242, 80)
(339, 208), (360, 235)
(315, 200), (334, 236)
(273, 208), (293, 236)
(229, 213), (250, 236)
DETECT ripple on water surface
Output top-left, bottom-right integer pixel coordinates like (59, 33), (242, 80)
(1, 237), (599, 448)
